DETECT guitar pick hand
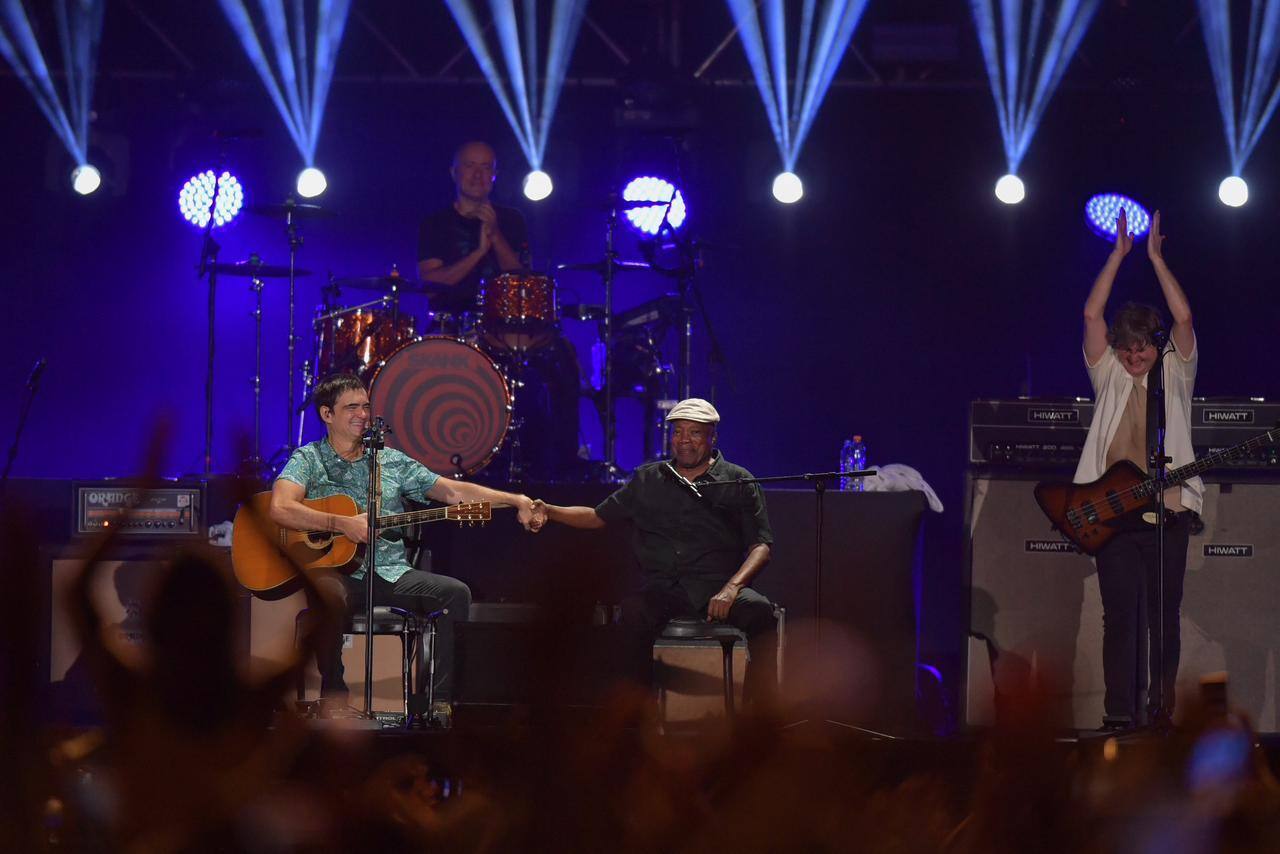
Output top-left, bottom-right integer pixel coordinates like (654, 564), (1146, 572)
(335, 512), (369, 543)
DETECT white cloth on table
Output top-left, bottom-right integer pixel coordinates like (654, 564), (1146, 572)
(861, 463), (944, 513)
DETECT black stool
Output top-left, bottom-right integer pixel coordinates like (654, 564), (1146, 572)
(294, 605), (422, 720)
(659, 618), (746, 718)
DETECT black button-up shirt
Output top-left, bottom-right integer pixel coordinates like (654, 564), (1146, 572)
(595, 451), (773, 583)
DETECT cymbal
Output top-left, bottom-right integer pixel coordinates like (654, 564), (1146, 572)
(329, 275), (447, 295)
(555, 259), (652, 273)
(247, 201), (332, 219)
(209, 261), (312, 278)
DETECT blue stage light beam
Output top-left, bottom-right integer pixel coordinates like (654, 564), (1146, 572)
(218, 0), (351, 175)
(443, 0), (587, 176)
(1198, 0), (1280, 179)
(0, 0), (104, 176)
(725, 0), (871, 176)
(970, 0), (1102, 174)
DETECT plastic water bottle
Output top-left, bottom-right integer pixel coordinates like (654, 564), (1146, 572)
(840, 435), (867, 491)
(839, 438), (854, 490)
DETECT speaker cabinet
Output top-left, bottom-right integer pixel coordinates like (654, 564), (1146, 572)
(250, 590), (412, 713)
(966, 476), (1280, 730)
(47, 548), (246, 721)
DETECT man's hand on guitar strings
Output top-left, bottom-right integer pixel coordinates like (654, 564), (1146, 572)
(336, 512), (369, 543)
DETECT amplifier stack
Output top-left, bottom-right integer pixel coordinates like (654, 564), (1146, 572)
(965, 397), (1280, 731)
(970, 398), (1280, 469)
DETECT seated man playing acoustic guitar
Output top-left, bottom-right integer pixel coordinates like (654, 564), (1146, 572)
(269, 372), (543, 719)
(1078, 208), (1200, 731)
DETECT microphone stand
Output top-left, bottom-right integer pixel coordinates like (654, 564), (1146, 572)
(1, 358), (47, 492)
(1148, 338), (1173, 731)
(695, 468), (876, 635)
(361, 417), (390, 717)
(697, 467), (891, 738)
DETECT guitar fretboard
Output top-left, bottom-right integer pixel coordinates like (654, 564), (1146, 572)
(1134, 428), (1277, 497)
(377, 506), (452, 530)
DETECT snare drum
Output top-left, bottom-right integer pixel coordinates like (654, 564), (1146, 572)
(478, 272), (558, 351)
(368, 336), (512, 476)
(328, 305), (415, 373)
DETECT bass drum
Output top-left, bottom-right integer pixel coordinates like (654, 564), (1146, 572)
(369, 337), (512, 476)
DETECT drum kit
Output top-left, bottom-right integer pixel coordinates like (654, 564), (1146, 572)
(202, 198), (689, 483)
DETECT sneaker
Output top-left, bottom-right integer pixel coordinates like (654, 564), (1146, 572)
(318, 696), (367, 720)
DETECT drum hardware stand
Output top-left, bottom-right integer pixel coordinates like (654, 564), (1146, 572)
(296, 359), (314, 447)
(503, 355), (529, 482)
(361, 416), (391, 718)
(246, 255), (267, 475)
(600, 201), (622, 481)
(285, 198), (304, 454)
(196, 170), (225, 475)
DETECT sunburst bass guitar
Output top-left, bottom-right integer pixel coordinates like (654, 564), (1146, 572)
(1034, 427), (1278, 556)
(231, 492), (490, 592)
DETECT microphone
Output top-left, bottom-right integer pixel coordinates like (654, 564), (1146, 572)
(663, 462), (703, 499)
(26, 357), (46, 390)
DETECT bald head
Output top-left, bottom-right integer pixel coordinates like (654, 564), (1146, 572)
(451, 141), (497, 203)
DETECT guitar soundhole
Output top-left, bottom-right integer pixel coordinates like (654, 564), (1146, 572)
(304, 532), (335, 549)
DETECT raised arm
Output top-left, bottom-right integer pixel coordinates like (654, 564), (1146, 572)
(1084, 208), (1134, 365)
(1146, 210), (1194, 356)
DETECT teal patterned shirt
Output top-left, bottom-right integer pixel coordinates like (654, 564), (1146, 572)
(278, 439), (441, 582)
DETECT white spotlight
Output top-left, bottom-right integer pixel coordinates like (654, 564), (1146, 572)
(71, 164), (101, 195)
(523, 170), (553, 201)
(296, 167), (328, 198)
(772, 171), (803, 204)
(994, 173), (1025, 205)
(1218, 175), (1248, 207)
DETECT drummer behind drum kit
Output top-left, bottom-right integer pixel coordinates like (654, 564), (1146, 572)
(216, 198), (686, 482)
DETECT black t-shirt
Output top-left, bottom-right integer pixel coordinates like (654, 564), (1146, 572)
(595, 450), (773, 583)
(416, 203), (529, 312)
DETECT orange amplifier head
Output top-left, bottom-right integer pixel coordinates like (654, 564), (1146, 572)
(74, 482), (205, 537)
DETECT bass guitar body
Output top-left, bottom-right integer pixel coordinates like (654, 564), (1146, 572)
(1033, 460), (1150, 557)
(232, 492), (364, 592)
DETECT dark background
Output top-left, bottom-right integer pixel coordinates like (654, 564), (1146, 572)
(4, 1), (1279, 714)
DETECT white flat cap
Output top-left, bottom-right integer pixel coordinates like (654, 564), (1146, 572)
(665, 398), (720, 424)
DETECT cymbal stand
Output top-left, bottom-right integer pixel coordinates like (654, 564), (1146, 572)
(285, 199), (304, 452)
(197, 173), (224, 475)
(505, 355), (527, 482)
(247, 256), (266, 472)
(602, 203), (619, 476)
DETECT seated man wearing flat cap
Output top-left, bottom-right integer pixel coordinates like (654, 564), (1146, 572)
(534, 398), (778, 709)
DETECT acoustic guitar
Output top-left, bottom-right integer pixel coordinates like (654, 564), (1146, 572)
(1033, 428), (1277, 556)
(231, 491), (490, 592)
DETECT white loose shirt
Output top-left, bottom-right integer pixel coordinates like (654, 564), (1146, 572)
(1073, 335), (1203, 515)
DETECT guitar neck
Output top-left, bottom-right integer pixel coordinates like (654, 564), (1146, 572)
(376, 506), (454, 531)
(1148, 428), (1278, 492)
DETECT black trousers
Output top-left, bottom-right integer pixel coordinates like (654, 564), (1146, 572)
(314, 569), (472, 702)
(1095, 513), (1191, 722)
(622, 577), (779, 708)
